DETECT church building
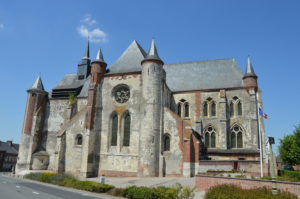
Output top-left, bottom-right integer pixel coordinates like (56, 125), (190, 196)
(16, 40), (267, 177)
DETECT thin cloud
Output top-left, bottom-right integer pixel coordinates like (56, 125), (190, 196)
(0, 24), (4, 29)
(77, 14), (108, 43)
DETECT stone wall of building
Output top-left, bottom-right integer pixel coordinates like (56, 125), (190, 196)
(98, 74), (142, 176)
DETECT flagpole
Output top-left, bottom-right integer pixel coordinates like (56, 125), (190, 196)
(257, 105), (264, 178)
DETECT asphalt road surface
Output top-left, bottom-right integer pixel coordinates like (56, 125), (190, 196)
(0, 174), (116, 199)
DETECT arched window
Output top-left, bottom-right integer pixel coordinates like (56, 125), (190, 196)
(205, 132), (210, 147)
(177, 103), (182, 116)
(231, 125), (243, 148)
(203, 102), (208, 116)
(237, 101), (242, 116)
(237, 132), (243, 148)
(75, 134), (82, 145)
(211, 132), (216, 148)
(229, 102), (234, 117)
(211, 102), (216, 117)
(123, 112), (131, 146)
(231, 132), (236, 148)
(111, 113), (118, 146)
(163, 134), (170, 151)
(204, 126), (217, 148)
(230, 97), (242, 117)
(184, 103), (189, 117)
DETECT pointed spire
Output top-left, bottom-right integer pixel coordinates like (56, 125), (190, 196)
(95, 48), (104, 62)
(31, 76), (44, 91)
(244, 56), (257, 77)
(142, 39), (164, 65)
(83, 39), (90, 59)
(92, 48), (107, 67)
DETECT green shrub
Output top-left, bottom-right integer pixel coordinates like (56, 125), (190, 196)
(24, 172), (56, 183)
(204, 184), (297, 199)
(24, 172), (114, 193)
(123, 186), (160, 199)
(280, 170), (300, 181)
(122, 184), (194, 199)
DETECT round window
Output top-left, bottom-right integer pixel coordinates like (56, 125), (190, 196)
(114, 86), (130, 103)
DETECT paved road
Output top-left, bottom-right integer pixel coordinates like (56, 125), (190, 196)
(0, 175), (117, 199)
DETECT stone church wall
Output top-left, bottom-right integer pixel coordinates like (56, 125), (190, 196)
(98, 74), (142, 176)
(162, 108), (183, 176)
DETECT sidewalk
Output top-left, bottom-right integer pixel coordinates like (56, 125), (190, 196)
(87, 176), (205, 198)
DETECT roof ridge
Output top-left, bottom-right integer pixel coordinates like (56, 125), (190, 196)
(165, 58), (235, 66)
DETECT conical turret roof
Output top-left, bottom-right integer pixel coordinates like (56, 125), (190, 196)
(142, 40), (163, 64)
(244, 57), (257, 77)
(31, 76), (45, 91)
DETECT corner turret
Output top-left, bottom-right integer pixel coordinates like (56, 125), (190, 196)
(243, 57), (258, 89)
(139, 40), (164, 177)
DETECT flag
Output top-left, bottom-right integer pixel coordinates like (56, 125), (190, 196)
(259, 108), (268, 119)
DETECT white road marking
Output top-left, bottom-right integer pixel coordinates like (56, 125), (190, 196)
(32, 191), (39, 195)
(16, 185), (20, 188)
(2, 181), (7, 184)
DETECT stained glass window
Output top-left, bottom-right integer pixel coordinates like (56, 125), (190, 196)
(123, 113), (131, 146)
(111, 114), (118, 146)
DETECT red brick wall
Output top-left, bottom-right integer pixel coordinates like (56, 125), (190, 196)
(196, 175), (300, 196)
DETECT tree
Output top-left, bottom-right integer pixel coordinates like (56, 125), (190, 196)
(278, 125), (300, 166)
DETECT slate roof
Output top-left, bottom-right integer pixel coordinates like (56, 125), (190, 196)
(77, 76), (90, 98)
(108, 40), (146, 74)
(53, 74), (85, 90)
(164, 59), (244, 92)
(31, 76), (45, 91)
(0, 141), (19, 154)
(53, 40), (246, 94)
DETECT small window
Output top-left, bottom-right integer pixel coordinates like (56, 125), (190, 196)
(163, 134), (170, 151)
(211, 102), (216, 116)
(75, 134), (83, 145)
(229, 102), (234, 117)
(177, 103), (182, 116)
(204, 125), (217, 148)
(237, 101), (242, 116)
(111, 113), (118, 146)
(203, 102), (208, 116)
(184, 103), (189, 117)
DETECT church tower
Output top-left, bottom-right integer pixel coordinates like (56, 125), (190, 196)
(139, 40), (164, 176)
(16, 76), (47, 172)
(77, 40), (91, 80)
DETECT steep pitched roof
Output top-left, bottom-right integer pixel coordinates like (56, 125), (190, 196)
(164, 58), (244, 92)
(142, 40), (163, 64)
(31, 76), (45, 91)
(53, 74), (85, 90)
(244, 57), (257, 77)
(0, 141), (18, 154)
(108, 40), (146, 74)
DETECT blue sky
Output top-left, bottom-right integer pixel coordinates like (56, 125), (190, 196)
(0, 0), (299, 152)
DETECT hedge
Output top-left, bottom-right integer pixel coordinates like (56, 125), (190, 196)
(204, 184), (297, 199)
(24, 173), (114, 193)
